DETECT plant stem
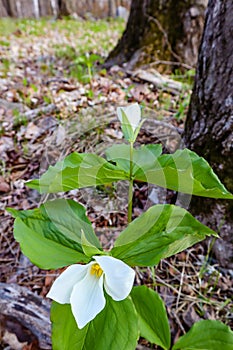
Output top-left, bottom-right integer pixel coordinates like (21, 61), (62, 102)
(87, 63), (93, 89)
(128, 142), (134, 223)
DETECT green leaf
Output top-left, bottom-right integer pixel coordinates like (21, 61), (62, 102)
(134, 149), (233, 199)
(26, 152), (128, 193)
(172, 320), (233, 350)
(51, 295), (139, 350)
(133, 118), (145, 142)
(10, 217), (86, 269)
(7, 199), (101, 269)
(131, 286), (170, 350)
(119, 108), (135, 142)
(81, 230), (103, 258)
(106, 143), (162, 173)
(111, 204), (217, 266)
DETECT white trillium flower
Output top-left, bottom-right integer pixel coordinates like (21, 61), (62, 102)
(47, 255), (135, 329)
(117, 103), (141, 132)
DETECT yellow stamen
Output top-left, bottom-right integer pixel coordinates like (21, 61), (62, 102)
(90, 263), (103, 277)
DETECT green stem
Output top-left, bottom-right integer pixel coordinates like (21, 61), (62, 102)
(128, 142), (134, 223)
(87, 63), (93, 89)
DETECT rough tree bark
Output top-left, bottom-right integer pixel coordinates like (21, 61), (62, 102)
(105, 0), (207, 70)
(183, 0), (233, 267)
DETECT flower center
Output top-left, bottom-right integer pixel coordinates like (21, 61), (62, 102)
(90, 263), (103, 277)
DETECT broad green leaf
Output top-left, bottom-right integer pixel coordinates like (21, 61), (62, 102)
(172, 320), (233, 350)
(8, 199), (100, 249)
(111, 204), (217, 266)
(134, 149), (233, 199)
(131, 286), (170, 350)
(7, 199), (101, 269)
(51, 295), (139, 350)
(106, 143), (162, 173)
(42, 199), (101, 248)
(10, 218), (86, 269)
(51, 302), (85, 350)
(26, 152), (128, 193)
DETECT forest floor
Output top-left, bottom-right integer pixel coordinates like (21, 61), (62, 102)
(0, 17), (232, 350)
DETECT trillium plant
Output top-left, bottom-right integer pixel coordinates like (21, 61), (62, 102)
(8, 103), (233, 349)
(47, 255), (135, 329)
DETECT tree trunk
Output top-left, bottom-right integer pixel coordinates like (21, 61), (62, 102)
(0, 0), (8, 17)
(0, 0), (131, 18)
(108, 0), (116, 17)
(104, 0), (207, 71)
(39, 0), (57, 17)
(1, 0), (57, 17)
(183, 0), (233, 267)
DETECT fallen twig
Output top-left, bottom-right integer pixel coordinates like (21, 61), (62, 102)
(126, 69), (184, 95)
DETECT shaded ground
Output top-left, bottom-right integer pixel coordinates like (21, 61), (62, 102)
(0, 17), (232, 349)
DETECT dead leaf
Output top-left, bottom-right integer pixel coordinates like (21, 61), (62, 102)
(0, 176), (10, 192)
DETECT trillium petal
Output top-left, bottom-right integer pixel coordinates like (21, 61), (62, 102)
(117, 103), (141, 133)
(117, 107), (124, 123)
(70, 269), (105, 329)
(126, 103), (141, 131)
(47, 264), (88, 304)
(94, 256), (135, 301)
